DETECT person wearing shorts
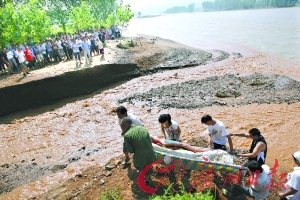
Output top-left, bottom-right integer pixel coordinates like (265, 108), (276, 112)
(14, 47), (30, 76)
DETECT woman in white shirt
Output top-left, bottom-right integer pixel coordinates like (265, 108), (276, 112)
(159, 114), (182, 142)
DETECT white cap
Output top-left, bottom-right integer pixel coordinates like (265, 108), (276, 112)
(293, 151), (300, 162)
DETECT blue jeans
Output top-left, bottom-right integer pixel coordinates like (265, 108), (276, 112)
(74, 52), (81, 61)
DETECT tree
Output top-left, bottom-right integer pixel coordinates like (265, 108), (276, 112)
(18, 0), (51, 41)
(87, 0), (118, 28)
(116, 2), (134, 33)
(104, 13), (119, 29)
(69, 1), (94, 31)
(0, 0), (51, 46)
(187, 3), (195, 12)
(41, 0), (82, 33)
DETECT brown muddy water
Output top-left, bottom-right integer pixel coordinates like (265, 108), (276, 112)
(0, 47), (299, 199)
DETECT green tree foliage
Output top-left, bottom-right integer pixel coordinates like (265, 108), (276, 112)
(116, 1), (134, 32)
(202, 0), (298, 11)
(88, 0), (118, 28)
(70, 1), (94, 31)
(0, 0), (135, 46)
(104, 13), (119, 29)
(41, 0), (82, 33)
(0, 0), (51, 46)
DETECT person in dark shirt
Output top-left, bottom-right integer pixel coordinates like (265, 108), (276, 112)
(1, 47), (11, 73)
(90, 36), (97, 57)
(52, 42), (62, 62)
(27, 38), (34, 47)
(61, 39), (70, 60)
(230, 128), (267, 165)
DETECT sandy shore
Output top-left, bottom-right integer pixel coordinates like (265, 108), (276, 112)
(0, 35), (299, 199)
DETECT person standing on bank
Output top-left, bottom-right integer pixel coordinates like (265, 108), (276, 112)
(122, 117), (156, 174)
(1, 47), (13, 73)
(279, 151), (300, 200)
(158, 114), (182, 142)
(230, 128), (267, 165)
(116, 106), (143, 164)
(201, 114), (234, 154)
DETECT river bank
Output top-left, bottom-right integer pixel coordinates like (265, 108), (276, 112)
(0, 37), (212, 120)
(0, 35), (299, 199)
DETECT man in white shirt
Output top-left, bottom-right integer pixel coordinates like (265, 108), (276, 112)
(201, 114), (234, 154)
(6, 49), (18, 73)
(116, 106), (143, 165)
(56, 38), (64, 58)
(14, 47), (30, 76)
(224, 160), (272, 200)
(279, 151), (300, 200)
(117, 106), (143, 127)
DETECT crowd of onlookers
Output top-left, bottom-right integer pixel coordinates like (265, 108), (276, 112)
(0, 26), (121, 76)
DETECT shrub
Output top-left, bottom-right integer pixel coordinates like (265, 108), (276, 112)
(116, 39), (136, 49)
(149, 182), (215, 200)
(128, 39), (136, 47)
(116, 42), (129, 49)
(99, 187), (122, 200)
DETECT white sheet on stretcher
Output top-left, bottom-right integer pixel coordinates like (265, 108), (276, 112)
(152, 141), (236, 164)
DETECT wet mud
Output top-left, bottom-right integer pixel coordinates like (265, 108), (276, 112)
(136, 48), (212, 73)
(0, 146), (102, 194)
(119, 73), (300, 109)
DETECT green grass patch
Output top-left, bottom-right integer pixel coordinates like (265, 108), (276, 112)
(116, 39), (136, 49)
(149, 182), (215, 200)
(99, 186), (123, 200)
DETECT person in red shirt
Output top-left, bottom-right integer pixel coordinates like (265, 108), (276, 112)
(23, 46), (35, 69)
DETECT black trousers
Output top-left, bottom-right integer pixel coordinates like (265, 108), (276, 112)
(212, 142), (227, 150)
(68, 49), (73, 59)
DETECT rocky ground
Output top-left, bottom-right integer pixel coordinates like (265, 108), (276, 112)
(118, 73), (300, 109)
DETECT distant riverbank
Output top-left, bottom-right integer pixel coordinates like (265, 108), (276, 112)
(126, 7), (300, 63)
